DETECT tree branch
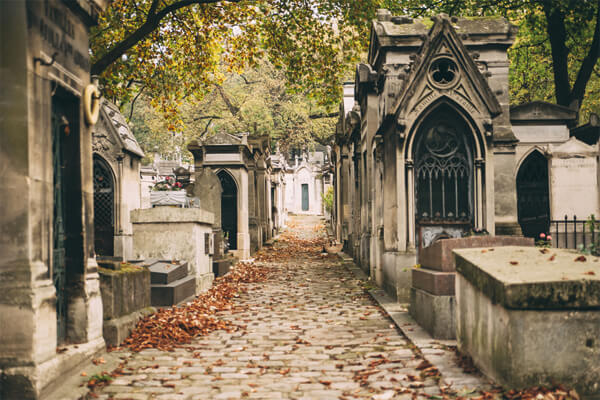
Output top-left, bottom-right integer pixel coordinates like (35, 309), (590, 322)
(91, 0), (241, 75)
(128, 85), (146, 121)
(570, 0), (600, 109)
(216, 85), (240, 116)
(309, 112), (339, 119)
(543, 2), (572, 107)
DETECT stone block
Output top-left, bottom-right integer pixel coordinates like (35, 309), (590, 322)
(454, 247), (600, 397)
(409, 288), (455, 339)
(213, 258), (233, 277)
(148, 261), (188, 284)
(103, 307), (155, 347)
(412, 268), (455, 296)
(151, 275), (197, 307)
(420, 236), (533, 272)
(99, 266), (151, 321)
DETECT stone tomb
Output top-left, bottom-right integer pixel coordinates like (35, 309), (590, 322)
(188, 166), (234, 277)
(131, 207), (215, 295)
(454, 247), (600, 397)
(98, 263), (153, 347)
(146, 260), (196, 306)
(410, 236), (533, 339)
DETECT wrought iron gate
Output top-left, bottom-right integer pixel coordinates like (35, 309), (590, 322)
(218, 171), (238, 250)
(517, 151), (550, 238)
(52, 99), (67, 343)
(93, 156), (114, 256)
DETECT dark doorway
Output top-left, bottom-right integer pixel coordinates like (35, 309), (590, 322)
(218, 171), (238, 250)
(93, 156), (114, 256)
(517, 151), (550, 238)
(414, 107), (474, 249)
(302, 184), (309, 211)
(52, 87), (83, 344)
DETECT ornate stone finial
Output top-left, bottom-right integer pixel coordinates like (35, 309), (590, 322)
(376, 9), (392, 22)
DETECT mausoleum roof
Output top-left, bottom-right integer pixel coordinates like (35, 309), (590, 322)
(99, 99), (145, 158)
(510, 101), (577, 123)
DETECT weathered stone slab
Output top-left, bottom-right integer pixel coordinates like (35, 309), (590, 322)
(455, 247), (600, 396)
(412, 268), (455, 296)
(99, 266), (151, 320)
(151, 275), (197, 307)
(148, 261), (188, 285)
(455, 246), (600, 309)
(420, 236), (534, 272)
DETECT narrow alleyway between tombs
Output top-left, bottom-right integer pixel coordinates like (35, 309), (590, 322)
(83, 216), (489, 400)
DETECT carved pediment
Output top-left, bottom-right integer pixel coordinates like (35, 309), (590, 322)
(392, 16), (501, 122)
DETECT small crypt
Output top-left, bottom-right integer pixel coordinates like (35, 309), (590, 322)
(92, 99), (145, 260)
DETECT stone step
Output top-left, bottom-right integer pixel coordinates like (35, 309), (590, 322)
(150, 274), (196, 307)
(147, 261), (189, 284)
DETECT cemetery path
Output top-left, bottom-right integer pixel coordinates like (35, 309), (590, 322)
(88, 216), (480, 400)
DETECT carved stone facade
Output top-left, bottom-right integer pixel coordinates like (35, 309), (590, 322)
(0, 1), (108, 398)
(332, 12), (599, 301)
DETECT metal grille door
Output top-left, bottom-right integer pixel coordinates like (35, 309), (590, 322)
(52, 100), (67, 343)
(93, 157), (114, 256)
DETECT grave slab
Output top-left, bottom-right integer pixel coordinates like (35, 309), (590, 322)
(454, 246), (600, 397)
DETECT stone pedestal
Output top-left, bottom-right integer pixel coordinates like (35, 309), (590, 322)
(131, 208), (215, 295)
(455, 247), (600, 397)
(410, 236), (533, 339)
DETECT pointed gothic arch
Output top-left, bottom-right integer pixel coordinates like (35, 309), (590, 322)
(93, 154), (116, 256)
(516, 150), (550, 238)
(404, 102), (485, 249)
(217, 169), (239, 250)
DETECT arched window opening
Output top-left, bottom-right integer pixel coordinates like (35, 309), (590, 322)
(413, 106), (476, 249)
(218, 170), (238, 250)
(93, 155), (115, 256)
(517, 151), (550, 238)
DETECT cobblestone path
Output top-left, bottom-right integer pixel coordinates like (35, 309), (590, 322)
(94, 216), (450, 400)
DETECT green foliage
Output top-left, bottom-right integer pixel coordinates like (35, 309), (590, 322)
(127, 60), (337, 161)
(581, 215), (600, 256)
(322, 186), (334, 214)
(93, 0), (600, 147)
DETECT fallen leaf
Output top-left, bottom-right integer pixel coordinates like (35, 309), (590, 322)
(584, 271), (596, 276)
(510, 261), (519, 265)
(575, 255), (587, 262)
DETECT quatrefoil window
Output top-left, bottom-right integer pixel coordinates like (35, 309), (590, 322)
(429, 58), (458, 87)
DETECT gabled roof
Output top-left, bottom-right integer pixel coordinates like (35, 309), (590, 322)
(368, 13), (515, 66)
(202, 131), (246, 146)
(510, 101), (577, 123)
(98, 99), (144, 158)
(392, 16), (502, 119)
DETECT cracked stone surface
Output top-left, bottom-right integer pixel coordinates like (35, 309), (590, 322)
(89, 216), (488, 400)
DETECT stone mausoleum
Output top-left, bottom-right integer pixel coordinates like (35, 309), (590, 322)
(333, 11), (600, 301)
(0, 0), (108, 398)
(92, 99), (145, 260)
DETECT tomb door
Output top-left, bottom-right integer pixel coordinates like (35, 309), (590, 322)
(52, 96), (68, 343)
(302, 184), (309, 211)
(414, 114), (474, 249)
(516, 151), (550, 237)
(218, 171), (238, 250)
(93, 156), (115, 256)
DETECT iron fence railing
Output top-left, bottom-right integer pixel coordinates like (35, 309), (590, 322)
(550, 215), (598, 251)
